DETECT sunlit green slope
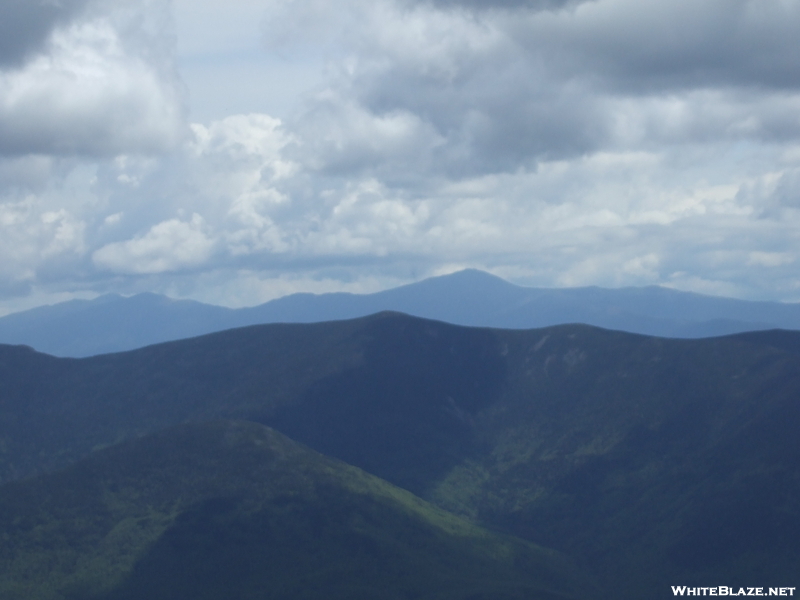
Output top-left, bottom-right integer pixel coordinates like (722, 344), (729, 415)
(0, 420), (589, 600)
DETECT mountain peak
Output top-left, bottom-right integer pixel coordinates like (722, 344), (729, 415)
(3, 269), (800, 356)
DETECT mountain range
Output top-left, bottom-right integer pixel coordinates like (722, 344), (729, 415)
(2, 269), (800, 356)
(2, 312), (799, 598)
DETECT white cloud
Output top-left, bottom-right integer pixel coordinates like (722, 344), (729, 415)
(185, 115), (295, 255)
(81, 114), (294, 277)
(0, 190), (88, 294)
(93, 213), (214, 274)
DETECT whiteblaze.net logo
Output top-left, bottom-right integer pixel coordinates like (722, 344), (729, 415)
(672, 587), (796, 596)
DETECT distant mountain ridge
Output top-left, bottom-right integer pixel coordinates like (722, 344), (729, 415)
(1, 269), (799, 356)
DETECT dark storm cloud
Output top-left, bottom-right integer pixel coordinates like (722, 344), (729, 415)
(0, 0), (186, 158)
(0, 0), (90, 67)
(353, 56), (608, 176)
(288, 0), (800, 182)
(513, 0), (800, 93)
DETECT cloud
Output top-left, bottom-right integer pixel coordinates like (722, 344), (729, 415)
(518, 0), (800, 92)
(268, 0), (800, 184)
(288, 93), (445, 180)
(3, 110), (800, 308)
(421, 0), (589, 10)
(0, 0), (90, 67)
(0, 0), (185, 157)
(274, 0), (609, 179)
(92, 213), (214, 274)
(84, 113), (294, 277)
(746, 251), (795, 268)
(769, 167), (800, 209)
(0, 183), (88, 296)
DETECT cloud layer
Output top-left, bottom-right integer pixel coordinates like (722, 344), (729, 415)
(1, 0), (800, 312)
(0, 0), (185, 157)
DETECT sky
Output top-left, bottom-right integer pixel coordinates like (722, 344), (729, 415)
(1, 0), (800, 314)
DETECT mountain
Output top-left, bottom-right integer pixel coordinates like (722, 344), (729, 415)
(2, 313), (800, 598)
(241, 269), (799, 337)
(0, 419), (587, 600)
(2, 270), (800, 356)
(0, 292), (234, 357)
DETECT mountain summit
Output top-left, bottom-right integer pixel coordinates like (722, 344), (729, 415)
(1, 270), (799, 356)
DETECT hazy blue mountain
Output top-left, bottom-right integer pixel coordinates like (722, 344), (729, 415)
(1, 269), (799, 356)
(0, 293), (235, 357)
(2, 313), (800, 597)
(241, 269), (798, 336)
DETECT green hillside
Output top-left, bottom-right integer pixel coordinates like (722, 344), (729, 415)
(0, 420), (587, 600)
(2, 312), (799, 597)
